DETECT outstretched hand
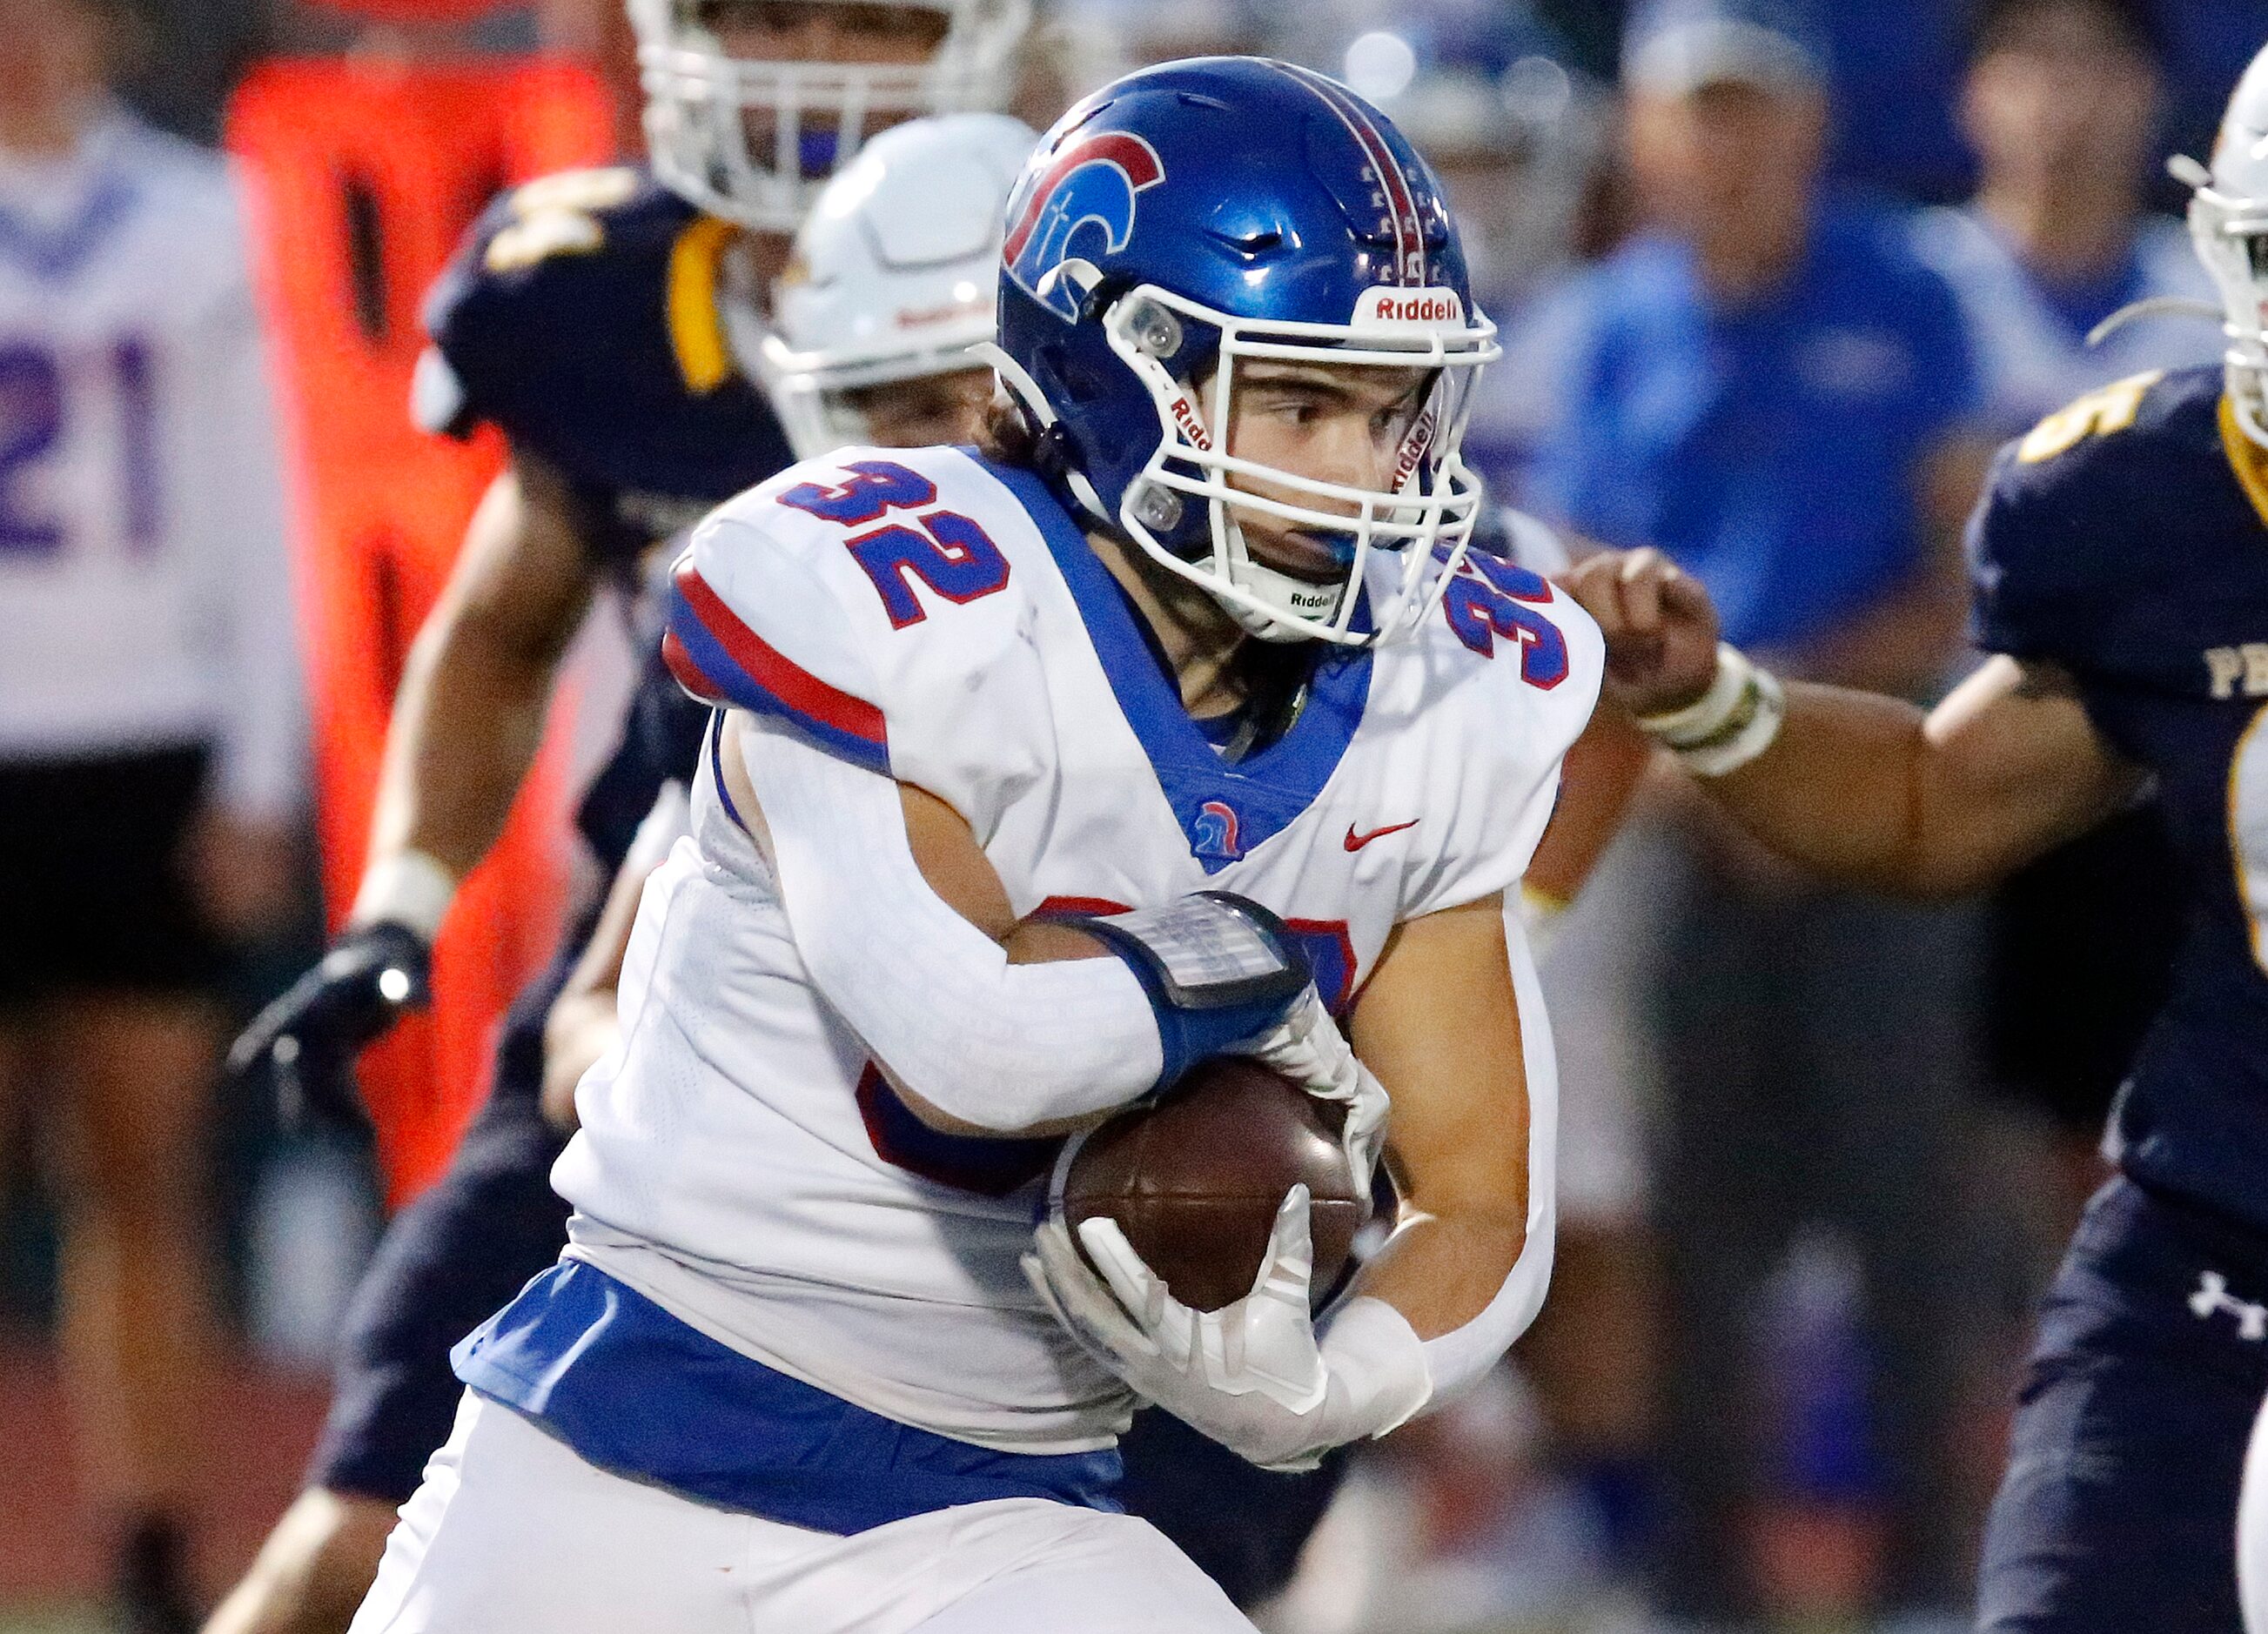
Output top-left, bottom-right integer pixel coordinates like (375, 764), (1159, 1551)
(228, 921), (433, 1130)
(1557, 549), (1724, 719)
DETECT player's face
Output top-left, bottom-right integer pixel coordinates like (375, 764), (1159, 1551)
(690, 1), (951, 179)
(0, 0), (108, 143)
(1962, 4), (2157, 190)
(838, 365), (993, 447)
(695, 2), (949, 68)
(1217, 360), (1433, 585)
(1627, 80), (1825, 255)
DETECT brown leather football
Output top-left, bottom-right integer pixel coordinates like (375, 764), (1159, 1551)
(1059, 1056), (1369, 1314)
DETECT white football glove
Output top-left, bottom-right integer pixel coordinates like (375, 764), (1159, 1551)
(1237, 988), (1389, 1192)
(1022, 1186), (1430, 1472)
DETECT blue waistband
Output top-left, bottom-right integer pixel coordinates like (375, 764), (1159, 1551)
(452, 1259), (1123, 1533)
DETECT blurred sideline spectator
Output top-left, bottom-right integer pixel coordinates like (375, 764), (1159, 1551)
(1528, 0), (1997, 1624)
(1917, 0), (2218, 435)
(1920, 0), (2220, 1255)
(0, 0), (303, 1628)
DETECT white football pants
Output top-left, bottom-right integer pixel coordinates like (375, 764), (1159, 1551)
(2242, 1390), (2268, 1632)
(349, 1391), (1256, 1634)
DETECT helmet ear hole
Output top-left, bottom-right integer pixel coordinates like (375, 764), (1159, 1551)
(1056, 353), (1114, 406)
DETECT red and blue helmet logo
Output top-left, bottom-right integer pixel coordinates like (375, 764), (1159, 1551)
(1004, 131), (1165, 323)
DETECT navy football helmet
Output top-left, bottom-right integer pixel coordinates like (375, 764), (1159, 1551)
(990, 57), (1500, 646)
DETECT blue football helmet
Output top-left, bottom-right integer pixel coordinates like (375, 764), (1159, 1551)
(990, 56), (1500, 646)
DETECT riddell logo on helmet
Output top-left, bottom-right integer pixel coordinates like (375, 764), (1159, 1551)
(1390, 403), (1439, 489)
(895, 296), (988, 330)
(1167, 392), (1213, 452)
(1354, 287), (1466, 328)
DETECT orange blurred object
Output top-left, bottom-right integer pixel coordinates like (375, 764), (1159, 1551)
(226, 59), (615, 1206)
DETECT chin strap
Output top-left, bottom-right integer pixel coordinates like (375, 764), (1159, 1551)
(1219, 519), (1349, 643)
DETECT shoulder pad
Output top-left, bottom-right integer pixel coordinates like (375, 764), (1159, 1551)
(418, 168), (790, 500)
(1969, 366), (2222, 657)
(1386, 550), (1602, 920)
(1399, 550), (1601, 802)
(661, 446), (1029, 777)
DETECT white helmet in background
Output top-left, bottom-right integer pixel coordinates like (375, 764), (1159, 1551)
(2184, 42), (2268, 446)
(628, 0), (1034, 233)
(757, 111), (1037, 457)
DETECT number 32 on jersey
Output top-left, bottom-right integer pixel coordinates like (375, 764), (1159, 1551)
(778, 459), (1010, 629)
(778, 457), (1573, 696)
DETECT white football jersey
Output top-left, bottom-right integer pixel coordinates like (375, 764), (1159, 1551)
(0, 109), (300, 815)
(553, 443), (1600, 1452)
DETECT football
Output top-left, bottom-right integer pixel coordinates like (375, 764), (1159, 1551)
(1058, 1055), (1371, 1314)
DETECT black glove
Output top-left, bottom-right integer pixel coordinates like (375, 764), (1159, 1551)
(229, 921), (433, 1130)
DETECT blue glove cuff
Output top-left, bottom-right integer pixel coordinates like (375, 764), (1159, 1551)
(1061, 892), (1311, 1090)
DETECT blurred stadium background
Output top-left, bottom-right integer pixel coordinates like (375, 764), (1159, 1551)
(4, 0), (2265, 1631)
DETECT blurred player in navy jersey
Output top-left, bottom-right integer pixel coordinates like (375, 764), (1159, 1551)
(1566, 41), (2268, 1631)
(0, 0), (301, 1626)
(1915, 0), (2219, 1239)
(208, 7), (1032, 1633)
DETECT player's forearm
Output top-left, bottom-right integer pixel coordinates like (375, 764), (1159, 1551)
(1703, 666), (2124, 898)
(1525, 705), (1653, 914)
(360, 612), (563, 904)
(356, 461), (594, 924)
(1357, 1205), (1530, 1340)
(727, 713), (1174, 1134)
(1700, 681), (1949, 894)
(1342, 897), (1553, 1404)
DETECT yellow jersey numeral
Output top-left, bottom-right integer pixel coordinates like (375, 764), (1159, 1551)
(2018, 371), (2163, 465)
(483, 167), (641, 275)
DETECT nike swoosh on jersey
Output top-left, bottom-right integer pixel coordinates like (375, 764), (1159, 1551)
(1344, 820), (1420, 852)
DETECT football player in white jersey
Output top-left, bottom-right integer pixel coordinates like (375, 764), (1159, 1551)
(348, 56), (1600, 1634)
(559, 107), (1658, 1617)
(0, 0), (300, 1625)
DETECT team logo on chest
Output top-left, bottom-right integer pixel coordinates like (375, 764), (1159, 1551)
(1190, 799), (1244, 863)
(1004, 132), (1165, 323)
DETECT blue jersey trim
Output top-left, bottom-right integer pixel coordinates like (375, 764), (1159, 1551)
(971, 457), (1373, 874)
(453, 1259), (1124, 1532)
(0, 173), (138, 283)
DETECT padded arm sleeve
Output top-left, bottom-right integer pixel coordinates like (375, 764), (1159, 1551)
(734, 711), (1169, 1131)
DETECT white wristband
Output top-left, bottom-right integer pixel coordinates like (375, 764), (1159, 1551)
(1634, 643), (1753, 744)
(350, 849), (458, 941)
(1634, 644), (1785, 778)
